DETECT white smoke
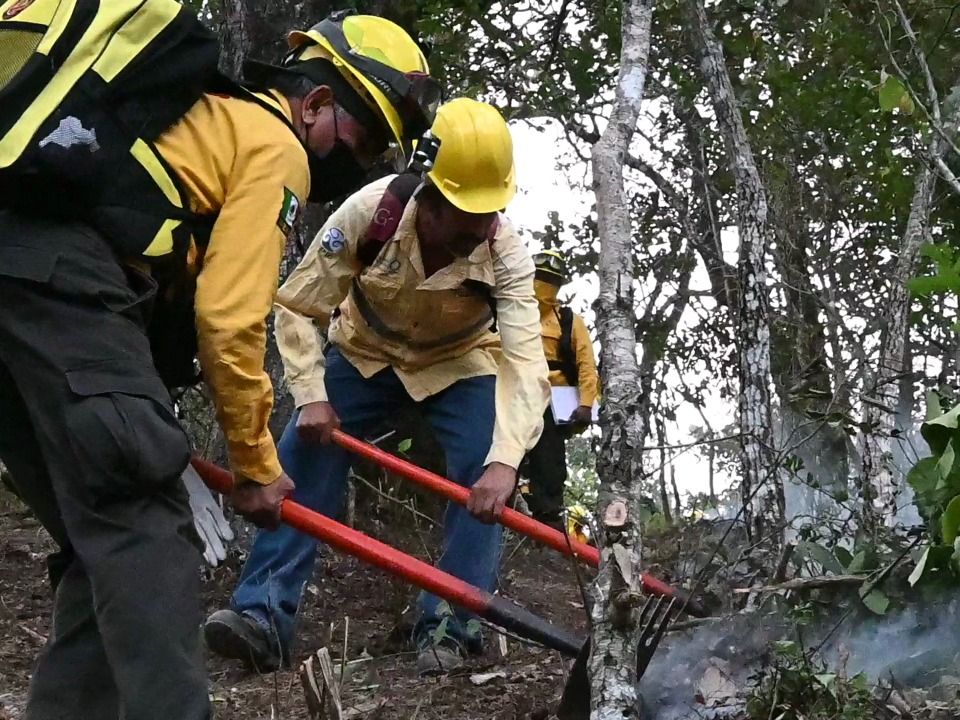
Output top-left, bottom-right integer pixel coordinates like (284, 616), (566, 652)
(637, 599), (960, 719)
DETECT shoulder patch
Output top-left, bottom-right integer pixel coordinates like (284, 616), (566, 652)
(320, 227), (347, 256)
(277, 187), (301, 237)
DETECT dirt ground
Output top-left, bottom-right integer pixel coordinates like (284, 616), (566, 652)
(0, 487), (589, 720)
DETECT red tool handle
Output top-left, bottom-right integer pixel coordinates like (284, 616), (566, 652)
(331, 429), (706, 617)
(332, 430), (599, 564)
(191, 456), (584, 656)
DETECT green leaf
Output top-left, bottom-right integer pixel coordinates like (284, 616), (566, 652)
(773, 640), (799, 657)
(797, 541), (845, 575)
(861, 588), (890, 615)
(834, 547), (853, 569)
(926, 391), (944, 422)
(899, 92), (916, 115)
(432, 616), (450, 646)
(921, 404), (960, 456)
(909, 547), (931, 586)
(397, 438), (413, 454)
(908, 545), (955, 586)
(815, 673), (838, 699)
(908, 274), (960, 297)
(879, 74), (910, 113)
(846, 549), (868, 574)
(942, 495), (960, 545)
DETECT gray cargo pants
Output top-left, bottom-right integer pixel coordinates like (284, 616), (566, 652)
(0, 211), (210, 720)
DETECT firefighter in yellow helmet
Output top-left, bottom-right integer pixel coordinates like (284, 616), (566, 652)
(204, 98), (550, 677)
(0, 8), (436, 719)
(521, 249), (600, 527)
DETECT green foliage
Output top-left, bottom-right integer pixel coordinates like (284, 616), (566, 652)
(905, 399), (960, 585)
(860, 588), (890, 616)
(746, 644), (874, 720)
(909, 244), (960, 299)
(878, 72), (915, 115)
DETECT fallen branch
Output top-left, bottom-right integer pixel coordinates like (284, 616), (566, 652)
(349, 472), (437, 528)
(733, 574), (867, 594)
(19, 624), (46, 644)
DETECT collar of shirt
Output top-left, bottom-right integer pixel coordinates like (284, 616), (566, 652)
(392, 198), (497, 291)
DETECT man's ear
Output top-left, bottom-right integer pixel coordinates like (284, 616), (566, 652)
(301, 85), (334, 125)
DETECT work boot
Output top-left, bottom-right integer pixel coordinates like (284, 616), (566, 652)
(204, 609), (282, 672)
(416, 636), (464, 677)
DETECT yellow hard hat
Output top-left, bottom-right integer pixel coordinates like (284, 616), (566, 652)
(288, 12), (439, 153)
(533, 249), (569, 281)
(427, 98), (516, 214)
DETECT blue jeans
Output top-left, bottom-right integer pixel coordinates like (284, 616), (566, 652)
(231, 347), (501, 655)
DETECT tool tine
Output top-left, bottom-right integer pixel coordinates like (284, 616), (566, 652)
(635, 594), (658, 628)
(636, 595), (665, 644)
(636, 596), (677, 679)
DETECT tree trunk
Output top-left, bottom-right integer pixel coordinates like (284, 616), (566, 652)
(859, 88), (960, 527)
(767, 159), (850, 502)
(670, 464), (681, 518)
(588, 0), (656, 717)
(657, 420), (672, 524)
(687, 0), (784, 550)
(708, 443), (716, 506)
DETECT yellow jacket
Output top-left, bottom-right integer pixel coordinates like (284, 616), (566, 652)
(154, 91), (310, 484)
(534, 280), (600, 407)
(275, 175), (550, 469)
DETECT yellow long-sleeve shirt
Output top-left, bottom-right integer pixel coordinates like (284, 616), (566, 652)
(154, 91), (310, 484)
(534, 279), (600, 407)
(275, 175), (550, 469)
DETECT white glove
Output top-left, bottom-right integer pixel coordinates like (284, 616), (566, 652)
(182, 463), (235, 566)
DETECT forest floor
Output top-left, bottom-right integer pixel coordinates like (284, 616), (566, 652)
(0, 485), (590, 720)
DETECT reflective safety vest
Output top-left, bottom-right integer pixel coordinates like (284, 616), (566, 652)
(0, 0), (221, 259)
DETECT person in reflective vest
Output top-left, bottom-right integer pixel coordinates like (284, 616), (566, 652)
(0, 7), (435, 718)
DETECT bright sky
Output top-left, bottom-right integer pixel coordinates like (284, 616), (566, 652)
(507, 118), (734, 499)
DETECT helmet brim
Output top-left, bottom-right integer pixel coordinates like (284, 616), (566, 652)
(428, 173), (516, 215)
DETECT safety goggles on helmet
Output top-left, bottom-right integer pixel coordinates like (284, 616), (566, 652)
(533, 251), (568, 279)
(304, 13), (442, 141)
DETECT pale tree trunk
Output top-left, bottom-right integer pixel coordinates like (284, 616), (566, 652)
(687, 0), (784, 548)
(860, 85), (960, 527)
(767, 160), (850, 502)
(588, 0), (656, 717)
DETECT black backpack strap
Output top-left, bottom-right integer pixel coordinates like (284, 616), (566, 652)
(556, 306), (578, 386)
(357, 172), (423, 266)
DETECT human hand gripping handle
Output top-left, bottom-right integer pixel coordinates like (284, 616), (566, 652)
(296, 401), (341, 444)
(467, 462), (517, 523)
(230, 471), (295, 530)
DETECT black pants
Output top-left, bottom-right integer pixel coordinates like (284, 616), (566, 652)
(524, 409), (568, 522)
(0, 212), (209, 720)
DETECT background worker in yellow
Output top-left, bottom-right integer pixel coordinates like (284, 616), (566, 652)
(0, 10), (434, 720)
(522, 250), (600, 526)
(203, 98), (551, 676)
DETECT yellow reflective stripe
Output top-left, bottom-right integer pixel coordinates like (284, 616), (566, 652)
(130, 137), (180, 205)
(142, 217), (178, 257)
(1, 0), (59, 30)
(92, 0), (179, 82)
(0, 0), (143, 167)
(130, 137), (181, 257)
(36, 0), (79, 54)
